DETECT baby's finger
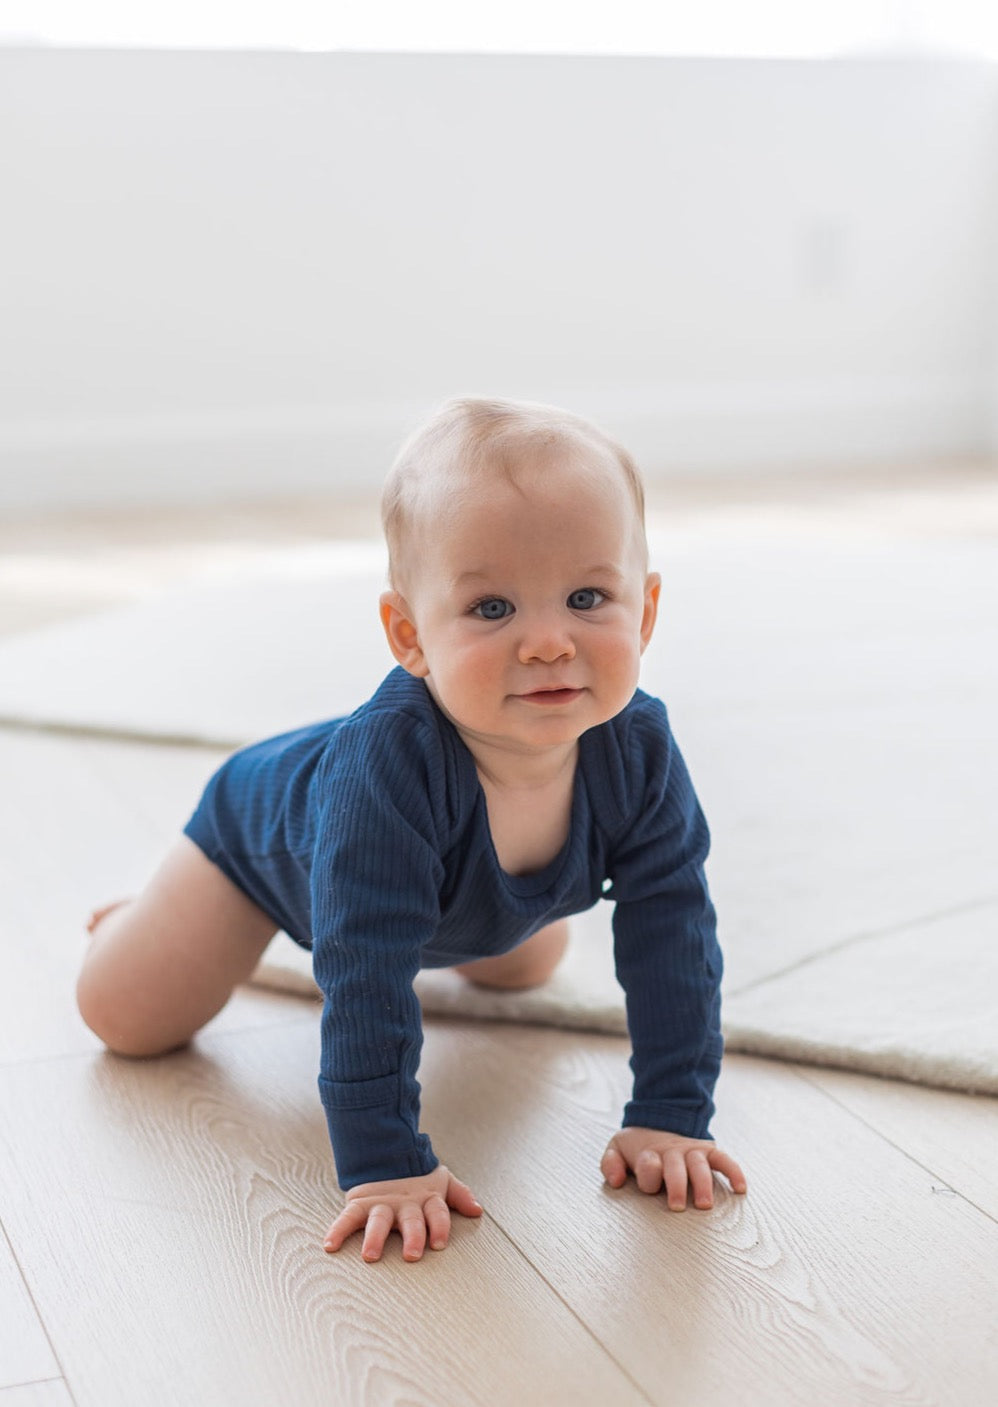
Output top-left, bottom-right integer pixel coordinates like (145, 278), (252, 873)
(686, 1151), (715, 1210)
(600, 1145), (628, 1188)
(361, 1204), (395, 1263)
(398, 1205), (427, 1262)
(708, 1147), (748, 1194)
(425, 1193), (451, 1251)
(323, 1201), (369, 1252)
(662, 1149), (690, 1210)
(444, 1173), (484, 1219)
(634, 1149), (664, 1196)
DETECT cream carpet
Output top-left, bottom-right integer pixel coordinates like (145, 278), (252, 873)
(2, 514), (996, 1095)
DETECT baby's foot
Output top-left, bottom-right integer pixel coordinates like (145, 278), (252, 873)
(85, 899), (128, 938)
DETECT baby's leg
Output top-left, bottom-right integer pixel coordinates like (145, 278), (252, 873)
(77, 835), (278, 1057)
(454, 919), (569, 991)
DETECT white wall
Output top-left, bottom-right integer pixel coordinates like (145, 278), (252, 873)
(1, 48), (996, 510)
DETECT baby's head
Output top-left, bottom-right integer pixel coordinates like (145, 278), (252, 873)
(382, 398), (648, 596)
(379, 397), (660, 753)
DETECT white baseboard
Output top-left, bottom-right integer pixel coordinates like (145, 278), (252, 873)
(0, 375), (991, 512)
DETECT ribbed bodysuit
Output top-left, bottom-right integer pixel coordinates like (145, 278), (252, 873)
(184, 667), (723, 1188)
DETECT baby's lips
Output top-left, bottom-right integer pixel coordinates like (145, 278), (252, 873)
(519, 686), (583, 704)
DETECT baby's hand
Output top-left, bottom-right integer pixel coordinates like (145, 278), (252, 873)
(323, 1164), (483, 1263)
(601, 1127), (747, 1211)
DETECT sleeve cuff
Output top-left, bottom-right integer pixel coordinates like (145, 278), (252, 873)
(622, 1099), (714, 1141)
(319, 1073), (438, 1189)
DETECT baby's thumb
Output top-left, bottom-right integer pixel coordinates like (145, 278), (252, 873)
(444, 1172), (484, 1218)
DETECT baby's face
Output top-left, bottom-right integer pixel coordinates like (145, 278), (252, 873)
(381, 448), (660, 761)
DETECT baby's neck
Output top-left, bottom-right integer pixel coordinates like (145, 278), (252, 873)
(466, 736), (579, 794)
(471, 741), (579, 877)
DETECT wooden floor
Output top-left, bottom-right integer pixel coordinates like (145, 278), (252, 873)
(2, 469), (997, 1406)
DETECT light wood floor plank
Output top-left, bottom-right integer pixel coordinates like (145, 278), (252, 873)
(796, 1066), (998, 1220)
(0, 1226), (59, 1390)
(418, 1024), (998, 1407)
(0, 1026), (647, 1407)
(0, 1384), (74, 1407)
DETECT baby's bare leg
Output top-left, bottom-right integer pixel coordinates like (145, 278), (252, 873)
(77, 835), (278, 1057)
(454, 919), (569, 991)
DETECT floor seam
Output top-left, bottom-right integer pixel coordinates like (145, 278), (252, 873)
(0, 1010), (318, 1076)
(481, 1210), (656, 1406)
(0, 1378), (68, 1393)
(0, 716), (235, 752)
(0, 1218), (76, 1405)
(791, 1066), (998, 1227)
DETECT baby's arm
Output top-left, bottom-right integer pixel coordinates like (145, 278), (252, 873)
(310, 711), (469, 1252)
(605, 700), (746, 1210)
(601, 1127), (746, 1210)
(324, 1165), (483, 1262)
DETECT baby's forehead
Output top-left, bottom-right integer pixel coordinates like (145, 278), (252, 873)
(418, 438), (633, 522)
(385, 422), (648, 591)
(408, 450), (647, 578)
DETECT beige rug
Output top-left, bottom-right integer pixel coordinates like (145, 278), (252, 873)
(2, 520), (996, 1095)
(251, 896), (998, 1097)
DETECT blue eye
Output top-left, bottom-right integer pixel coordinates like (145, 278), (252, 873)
(567, 588), (605, 611)
(472, 597), (514, 620)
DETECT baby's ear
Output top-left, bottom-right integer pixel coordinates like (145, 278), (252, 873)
(379, 591), (429, 677)
(639, 573), (661, 653)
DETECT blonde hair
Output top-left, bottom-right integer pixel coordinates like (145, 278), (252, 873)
(381, 397), (647, 589)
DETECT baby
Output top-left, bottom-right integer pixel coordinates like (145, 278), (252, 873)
(79, 397), (747, 1263)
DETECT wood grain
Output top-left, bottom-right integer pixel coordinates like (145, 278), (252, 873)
(0, 1226), (59, 1390)
(0, 1384), (74, 1407)
(797, 1065), (998, 1220)
(0, 1024), (647, 1407)
(419, 1025), (998, 1407)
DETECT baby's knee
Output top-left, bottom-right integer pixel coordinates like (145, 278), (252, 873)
(456, 919), (569, 991)
(75, 961), (180, 1059)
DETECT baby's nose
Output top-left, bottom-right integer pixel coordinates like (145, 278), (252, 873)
(517, 614), (576, 663)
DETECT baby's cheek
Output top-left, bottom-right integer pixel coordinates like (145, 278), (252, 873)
(434, 648), (501, 717)
(600, 637), (643, 687)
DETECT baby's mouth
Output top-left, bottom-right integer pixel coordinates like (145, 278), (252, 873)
(518, 687), (583, 706)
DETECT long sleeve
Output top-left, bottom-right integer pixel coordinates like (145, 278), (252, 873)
(607, 702), (723, 1140)
(309, 709), (447, 1189)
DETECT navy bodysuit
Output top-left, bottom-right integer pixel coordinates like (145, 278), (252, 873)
(184, 667), (723, 1188)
